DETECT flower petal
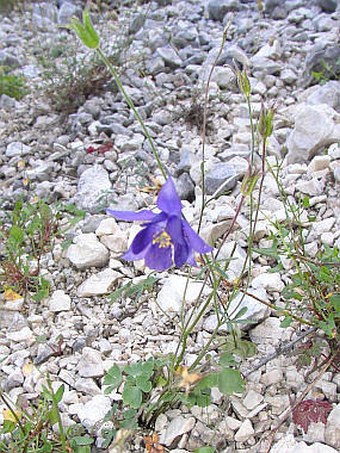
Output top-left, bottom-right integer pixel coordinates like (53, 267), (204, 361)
(145, 243), (173, 271)
(157, 177), (182, 215)
(107, 209), (156, 222)
(130, 227), (154, 255)
(166, 215), (189, 267)
(182, 220), (214, 254)
(174, 242), (189, 267)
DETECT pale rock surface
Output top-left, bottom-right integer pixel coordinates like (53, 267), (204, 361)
(157, 275), (210, 313)
(160, 415), (196, 446)
(77, 347), (104, 378)
(251, 272), (284, 292)
(48, 290), (71, 312)
(325, 404), (340, 450)
(286, 104), (340, 164)
(77, 268), (121, 297)
(249, 317), (287, 347)
(271, 434), (338, 453)
(75, 395), (111, 430)
(5, 141), (31, 157)
(243, 389), (264, 411)
(67, 233), (109, 270)
(234, 418), (254, 442)
(74, 165), (112, 213)
(95, 217), (119, 236)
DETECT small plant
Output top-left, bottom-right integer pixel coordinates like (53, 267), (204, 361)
(102, 356), (244, 447)
(0, 199), (85, 300)
(0, 66), (28, 100)
(0, 373), (93, 452)
(292, 398), (333, 433)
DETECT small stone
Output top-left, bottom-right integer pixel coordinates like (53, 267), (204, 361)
(205, 161), (245, 195)
(157, 275), (209, 314)
(157, 46), (183, 69)
(251, 273), (284, 292)
(160, 415), (196, 446)
(303, 421), (326, 444)
(48, 290), (71, 312)
(317, 0), (338, 13)
(207, 0), (241, 21)
(308, 155), (331, 173)
(75, 165), (112, 213)
(249, 317), (286, 347)
(77, 268), (121, 297)
(58, 1), (80, 25)
(225, 416), (242, 431)
(95, 218), (119, 236)
(211, 66), (236, 89)
(67, 233), (109, 270)
(5, 369), (24, 390)
(76, 395), (111, 430)
(296, 179), (324, 196)
(78, 347), (104, 378)
(261, 368), (283, 386)
(6, 142), (31, 157)
(325, 404), (340, 450)
(7, 327), (34, 345)
(243, 389), (264, 411)
(234, 419), (254, 442)
(286, 104), (340, 164)
(271, 435), (338, 453)
(281, 68), (297, 84)
(74, 378), (101, 396)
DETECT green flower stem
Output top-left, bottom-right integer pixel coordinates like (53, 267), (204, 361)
(46, 375), (67, 453)
(0, 391), (26, 439)
(95, 47), (167, 180)
(198, 22), (231, 233)
(241, 289), (315, 326)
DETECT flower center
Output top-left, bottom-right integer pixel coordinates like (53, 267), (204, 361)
(152, 230), (172, 248)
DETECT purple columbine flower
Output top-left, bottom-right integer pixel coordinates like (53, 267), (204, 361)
(107, 177), (213, 271)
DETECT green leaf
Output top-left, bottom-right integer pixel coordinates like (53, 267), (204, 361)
(195, 373), (218, 390)
(195, 448), (215, 453)
(280, 316), (292, 328)
(330, 294), (340, 312)
(136, 376), (152, 393)
(9, 225), (25, 245)
(219, 353), (236, 368)
(69, 8), (99, 49)
(2, 420), (16, 433)
(54, 384), (65, 403)
(48, 407), (59, 425)
(124, 359), (154, 379)
(122, 385), (142, 409)
(71, 436), (94, 446)
(217, 369), (244, 395)
(103, 364), (123, 389)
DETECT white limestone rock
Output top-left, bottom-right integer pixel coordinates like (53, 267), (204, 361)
(67, 233), (109, 270)
(75, 395), (111, 430)
(48, 290), (71, 312)
(78, 347), (104, 378)
(325, 404), (340, 450)
(77, 268), (121, 297)
(286, 104), (340, 164)
(157, 275), (210, 314)
(251, 272), (284, 292)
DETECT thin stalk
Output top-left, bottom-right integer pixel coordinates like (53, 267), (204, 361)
(0, 392), (26, 439)
(46, 375), (67, 453)
(95, 48), (167, 180)
(198, 21), (231, 233)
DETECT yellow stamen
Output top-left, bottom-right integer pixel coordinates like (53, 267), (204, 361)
(152, 230), (172, 248)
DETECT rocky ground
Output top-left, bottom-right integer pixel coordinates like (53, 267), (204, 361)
(0, 0), (339, 452)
